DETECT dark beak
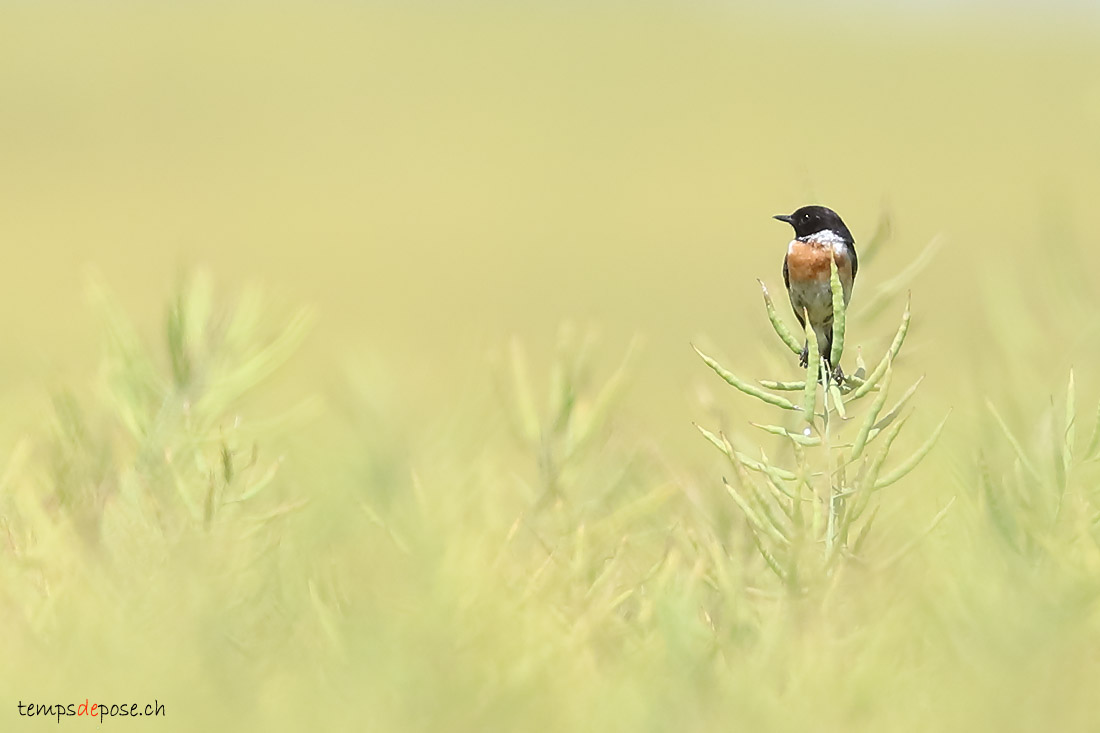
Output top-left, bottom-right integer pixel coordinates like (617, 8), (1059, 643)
(773, 214), (793, 224)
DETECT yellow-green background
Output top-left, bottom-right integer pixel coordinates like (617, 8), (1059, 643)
(6, 3), (1099, 427)
(3, 2), (1100, 731)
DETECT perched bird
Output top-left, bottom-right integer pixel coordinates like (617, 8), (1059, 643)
(774, 205), (857, 380)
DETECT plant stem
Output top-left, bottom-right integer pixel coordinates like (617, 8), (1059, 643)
(822, 364), (843, 559)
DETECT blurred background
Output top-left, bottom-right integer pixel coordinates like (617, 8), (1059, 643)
(3, 2), (1100, 731)
(3, 1), (1098, 440)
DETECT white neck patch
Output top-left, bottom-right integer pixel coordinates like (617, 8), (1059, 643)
(805, 229), (847, 246)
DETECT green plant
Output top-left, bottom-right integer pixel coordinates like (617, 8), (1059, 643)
(695, 257), (949, 590)
(12, 272), (312, 553)
(0, 273), (315, 658)
(493, 325), (638, 507)
(980, 370), (1100, 565)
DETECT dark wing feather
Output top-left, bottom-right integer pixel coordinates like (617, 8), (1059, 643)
(782, 254), (806, 329)
(849, 242), (858, 281)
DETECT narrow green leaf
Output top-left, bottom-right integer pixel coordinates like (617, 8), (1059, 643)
(874, 411), (950, 490)
(878, 497), (955, 569)
(987, 402), (1041, 483)
(747, 524), (788, 581)
(851, 504), (880, 556)
(857, 236), (941, 321)
(166, 292), (192, 389)
(751, 422), (821, 446)
(736, 453), (798, 481)
(696, 422), (726, 454)
(207, 307), (314, 408)
(757, 447), (799, 501)
(694, 424), (798, 479)
(978, 451), (1018, 550)
(841, 372), (877, 395)
(1052, 402), (1067, 499)
(871, 375), (925, 434)
(1085, 400), (1100, 462)
(722, 434), (791, 544)
(829, 258), (846, 366)
(723, 476), (789, 547)
(846, 294), (911, 402)
(1051, 378), (1068, 500)
(224, 458), (283, 504)
(828, 382), (847, 419)
(759, 379), (806, 391)
(850, 360), (892, 462)
(759, 279), (803, 355)
(573, 337), (639, 449)
(790, 445), (808, 530)
(802, 314), (819, 426)
(694, 345), (799, 411)
(864, 413), (910, 490)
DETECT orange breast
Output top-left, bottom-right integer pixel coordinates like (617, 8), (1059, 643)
(786, 241), (853, 286)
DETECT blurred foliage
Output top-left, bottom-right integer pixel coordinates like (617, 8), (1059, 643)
(2, 2), (1100, 731)
(3, 268), (1100, 731)
(0, 275), (315, 718)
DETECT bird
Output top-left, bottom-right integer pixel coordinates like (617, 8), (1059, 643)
(773, 205), (857, 381)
